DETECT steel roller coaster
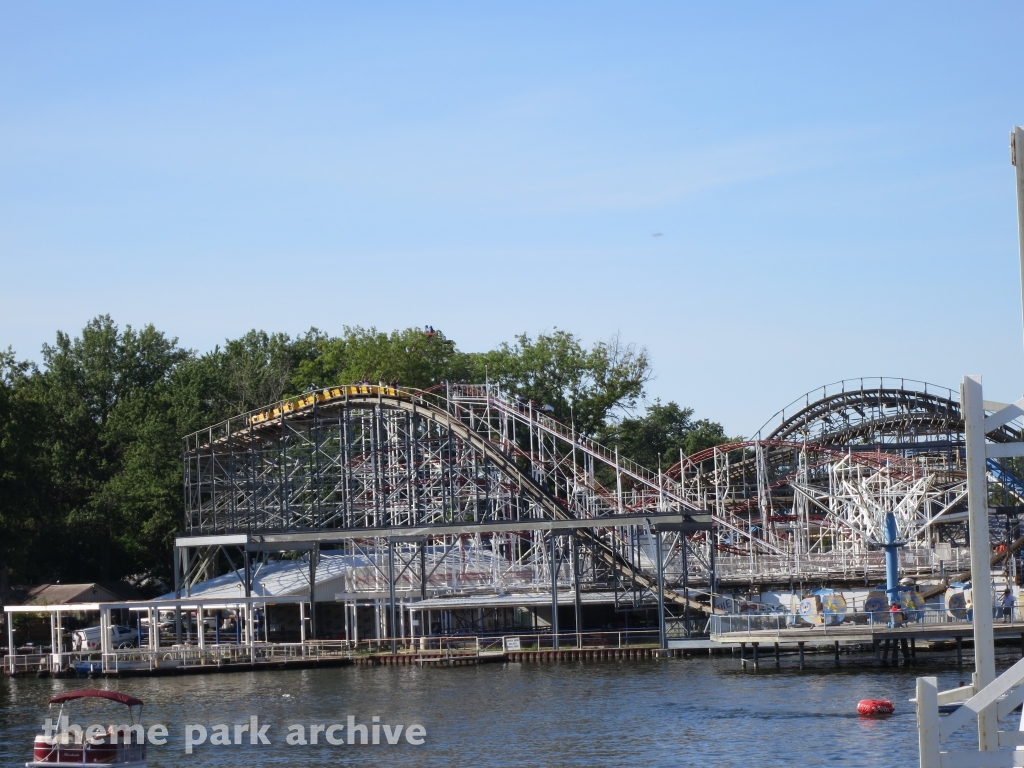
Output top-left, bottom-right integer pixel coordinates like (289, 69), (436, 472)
(178, 377), (1024, 624)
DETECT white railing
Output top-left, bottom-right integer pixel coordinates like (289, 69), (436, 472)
(710, 607), (1013, 637)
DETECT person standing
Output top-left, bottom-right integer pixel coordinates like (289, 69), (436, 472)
(1001, 588), (1016, 623)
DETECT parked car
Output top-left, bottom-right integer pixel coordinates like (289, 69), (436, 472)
(71, 625), (138, 651)
(140, 610), (217, 632)
(139, 611), (175, 632)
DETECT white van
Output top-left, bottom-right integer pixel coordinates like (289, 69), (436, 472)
(71, 625), (138, 651)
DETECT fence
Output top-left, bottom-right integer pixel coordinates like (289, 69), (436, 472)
(714, 548), (971, 582)
(5, 629), (668, 675)
(709, 607), (1014, 637)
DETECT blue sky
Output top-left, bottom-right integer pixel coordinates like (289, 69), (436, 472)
(2, 2), (1023, 434)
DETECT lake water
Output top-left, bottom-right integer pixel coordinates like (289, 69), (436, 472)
(1, 653), (1016, 767)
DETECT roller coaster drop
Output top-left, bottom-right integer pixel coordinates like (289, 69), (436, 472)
(179, 378), (1024, 622)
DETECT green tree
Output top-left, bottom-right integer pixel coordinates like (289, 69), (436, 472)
(291, 326), (470, 393)
(0, 350), (50, 598)
(202, 330), (305, 415)
(602, 400), (733, 470)
(472, 330), (650, 435)
(37, 316), (191, 582)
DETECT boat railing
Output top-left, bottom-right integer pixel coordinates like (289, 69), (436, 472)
(98, 640), (357, 671)
(3, 652), (48, 675)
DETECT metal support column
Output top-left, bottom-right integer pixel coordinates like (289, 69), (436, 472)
(243, 550), (251, 597)
(682, 535), (690, 637)
(709, 527), (717, 605)
(6, 610), (14, 673)
(246, 604), (255, 660)
(173, 546), (182, 645)
(655, 527), (666, 650)
(308, 544), (319, 641)
(48, 612), (56, 659)
(420, 541), (427, 600)
(550, 533), (559, 650)
(388, 538), (397, 653)
(100, 608), (111, 671)
(572, 531), (583, 636)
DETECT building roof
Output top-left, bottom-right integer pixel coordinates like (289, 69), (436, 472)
(158, 553), (373, 602)
(21, 582), (144, 605)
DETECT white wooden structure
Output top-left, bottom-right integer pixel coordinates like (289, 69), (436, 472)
(913, 126), (1024, 767)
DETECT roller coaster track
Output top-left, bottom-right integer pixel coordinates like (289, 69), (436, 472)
(458, 387), (788, 557)
(758, 377), (1020, 446)
(187, 385), (714, 613)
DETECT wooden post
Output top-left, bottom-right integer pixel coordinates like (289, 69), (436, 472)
(962, 375), (998, 748)
(916, 676), (941, 768)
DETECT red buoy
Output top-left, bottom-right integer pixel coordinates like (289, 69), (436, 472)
(857, 699), (895, 716)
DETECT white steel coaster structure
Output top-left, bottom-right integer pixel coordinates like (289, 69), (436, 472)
(790, 453), (968, 577)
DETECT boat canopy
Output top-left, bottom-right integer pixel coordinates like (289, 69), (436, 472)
(49, 689), (143, 707)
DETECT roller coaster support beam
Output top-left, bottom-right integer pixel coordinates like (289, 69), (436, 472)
(175, 512), (712, 548)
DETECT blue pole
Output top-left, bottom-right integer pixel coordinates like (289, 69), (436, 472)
(884, 512), (900, 604)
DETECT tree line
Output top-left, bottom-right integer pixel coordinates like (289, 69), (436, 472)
(0, 316), (731, 594)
